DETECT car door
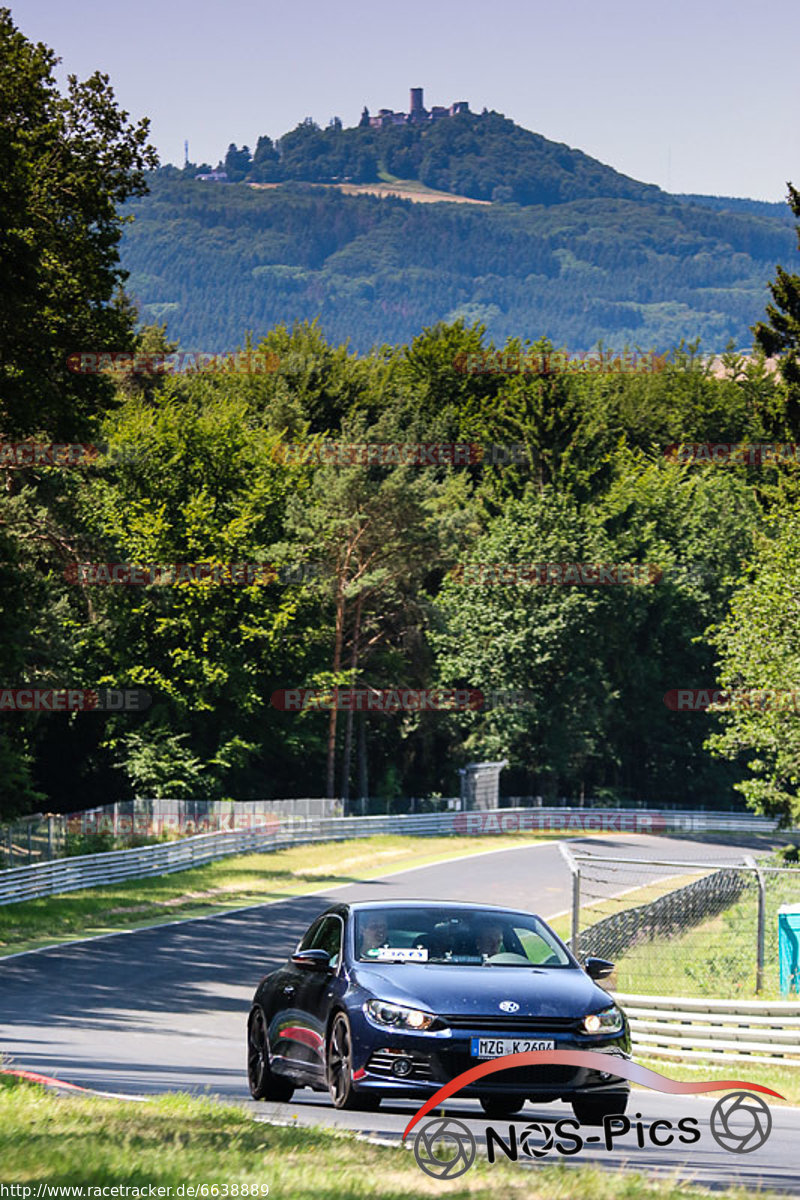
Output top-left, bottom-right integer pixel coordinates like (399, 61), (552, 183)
(265, 916), (325, 1076)
(292, 913), (345, 1083)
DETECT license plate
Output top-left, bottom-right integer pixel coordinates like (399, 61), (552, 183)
(470, 1037), (556, 1057)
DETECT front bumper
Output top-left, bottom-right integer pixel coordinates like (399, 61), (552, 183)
(349, 1011), (631, 1100)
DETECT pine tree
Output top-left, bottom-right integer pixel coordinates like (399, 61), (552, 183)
(753, 183), (800, 395)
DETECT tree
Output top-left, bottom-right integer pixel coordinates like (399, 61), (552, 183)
(0, 7), (157, 441)
(224, 143), (252, 182)
(706, 509), (800, 825)
(251, 135), (280, 182)
(753, 183), (800, 398)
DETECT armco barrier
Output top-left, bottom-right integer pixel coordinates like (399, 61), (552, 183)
(0, 812), (458, 906)
(615, 992), (800, 1068)
(0, 806), (791, 907)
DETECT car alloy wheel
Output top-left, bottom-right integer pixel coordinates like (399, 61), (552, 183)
(247, 1007), (294, 1102)
(326, 1012), (380, 1111)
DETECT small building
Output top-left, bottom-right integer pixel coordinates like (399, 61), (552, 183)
(366, 88), (470, 129)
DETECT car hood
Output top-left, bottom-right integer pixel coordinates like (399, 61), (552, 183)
(352, 963), (613, 1018)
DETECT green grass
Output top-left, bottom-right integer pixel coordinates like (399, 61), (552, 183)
(0, 1077), (782, 1198)
(635, 1057), (800, 1105)
(0, 831), (570, 957)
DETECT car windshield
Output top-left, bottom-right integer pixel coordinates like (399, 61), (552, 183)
(353, 906), (571, 967)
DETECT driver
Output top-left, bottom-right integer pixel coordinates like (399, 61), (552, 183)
(358, 913), (388, 957)
(475, 919), (504, 957)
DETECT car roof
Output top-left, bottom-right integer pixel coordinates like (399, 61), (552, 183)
(337, 900), (540, 917)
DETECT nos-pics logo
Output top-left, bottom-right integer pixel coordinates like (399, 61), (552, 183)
(402, 1050), (781, 1179)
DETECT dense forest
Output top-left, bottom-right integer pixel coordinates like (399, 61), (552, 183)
(4, 8), (800, 824)
(120, 176), (798, 355)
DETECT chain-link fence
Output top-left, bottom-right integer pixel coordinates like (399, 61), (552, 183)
(561, 846), (800, 999)
(0, 798), (343, 868)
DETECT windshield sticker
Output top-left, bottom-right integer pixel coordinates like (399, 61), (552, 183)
(369, 946), (429, 961)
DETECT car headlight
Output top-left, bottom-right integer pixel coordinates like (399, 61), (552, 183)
(364, 1000), (436, 1030)
(582, 1004), (624, 1034)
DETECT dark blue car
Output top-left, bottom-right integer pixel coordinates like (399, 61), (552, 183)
(247, 899), (631, 1122)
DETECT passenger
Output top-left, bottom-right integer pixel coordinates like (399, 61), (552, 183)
(475, 919), (504, 958)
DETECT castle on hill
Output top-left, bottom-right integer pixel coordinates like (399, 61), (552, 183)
(360, 88), (469, 130)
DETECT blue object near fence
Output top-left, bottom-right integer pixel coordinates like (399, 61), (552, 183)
(779, 904), (800, 995)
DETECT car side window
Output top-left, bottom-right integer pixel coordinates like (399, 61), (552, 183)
(312, 915), (342, 969)
(296, 918), (323, 953)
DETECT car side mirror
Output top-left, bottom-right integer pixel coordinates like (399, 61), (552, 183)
(584, 956), (615, 980)
(291, 948), (333, 971)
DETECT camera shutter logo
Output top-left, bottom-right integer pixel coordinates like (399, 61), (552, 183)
(520, 1121), (555, 1158)
(709, 1092), (772, 1154)
(499, 1000), (519, 1012)
(413, 1116), (476, 1179)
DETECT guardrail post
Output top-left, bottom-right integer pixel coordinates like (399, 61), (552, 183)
(744, 855), (766, 994)
(559, 844), (581, 959)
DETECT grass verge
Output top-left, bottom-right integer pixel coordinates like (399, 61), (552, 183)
(635, 1057), (800, 1105)
(612, 868), (800, 998)
(0, 1077), (780, 1199)
(0, 831), (568, 957)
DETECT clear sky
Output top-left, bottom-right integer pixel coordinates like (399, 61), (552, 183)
(11, 0), (800, 201)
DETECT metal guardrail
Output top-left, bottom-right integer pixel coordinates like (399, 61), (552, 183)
(615, 992), (800, 1067)
(0, 805), (797, 909)
(0, 811), (461, 906)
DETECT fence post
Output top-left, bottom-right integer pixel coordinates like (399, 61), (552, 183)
(47, 817), (54, 860)
(560, 844), (581, 960)
(744, 855), (765, 994)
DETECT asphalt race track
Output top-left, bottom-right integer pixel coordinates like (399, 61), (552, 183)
(2, 833), (798, 1193)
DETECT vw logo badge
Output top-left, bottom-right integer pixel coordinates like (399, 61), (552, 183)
(709, 1091), (772, 1154)
(499, 1000), (520, 1012)
(413, 1116), (476, 1179)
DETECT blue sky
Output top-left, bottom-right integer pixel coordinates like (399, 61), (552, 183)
(11, 0), (800, 201)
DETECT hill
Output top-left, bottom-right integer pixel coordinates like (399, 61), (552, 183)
(223, 109), (665, 208)
(119, 111), (799, 353)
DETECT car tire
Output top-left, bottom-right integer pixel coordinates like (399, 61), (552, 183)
(571, 1091), (629, 1126)
(247, 1007), (294, 1102)
(326, 1012), (380, 1111)
(479, 1095), (527, 1118)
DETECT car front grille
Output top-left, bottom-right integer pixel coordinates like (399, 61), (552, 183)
(442, 1014), (581, 1033)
